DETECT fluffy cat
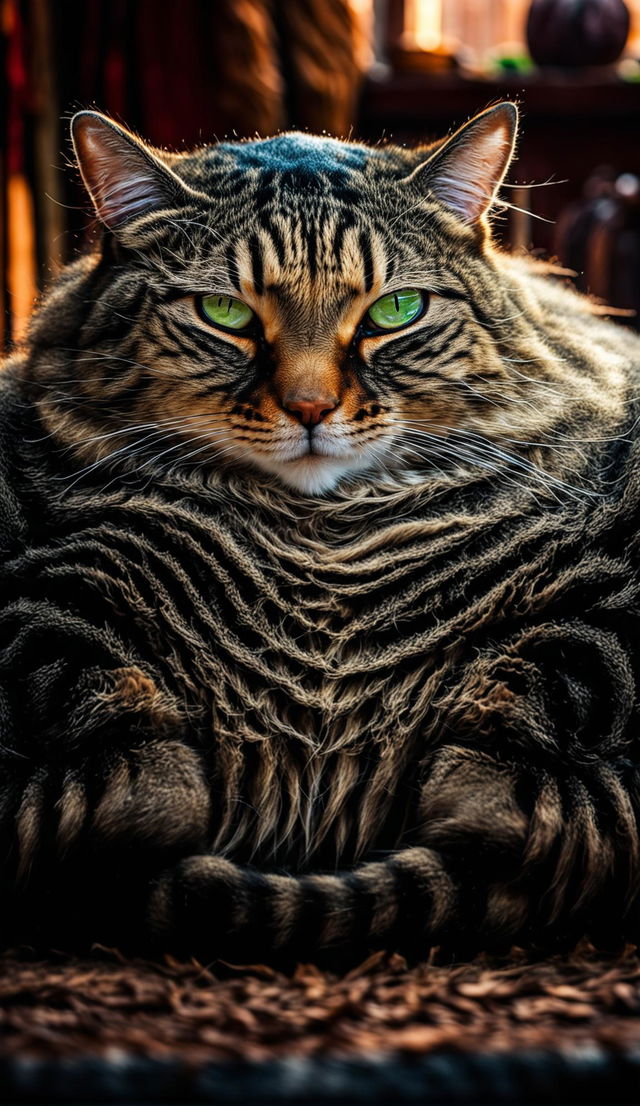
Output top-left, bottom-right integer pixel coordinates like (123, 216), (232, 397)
(1, 103), (639, 960)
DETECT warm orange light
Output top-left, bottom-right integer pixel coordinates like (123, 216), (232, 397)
(404, 0), (532, 63)
(626, 0), (640, 54)
(8, 174), (37, 345)
(404, 0), (443, 51)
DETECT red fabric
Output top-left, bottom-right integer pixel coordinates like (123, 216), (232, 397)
(64, 0), (273, 148)
(6, 0), (28, 174)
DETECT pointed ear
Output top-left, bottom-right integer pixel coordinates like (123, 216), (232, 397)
(71, 111), (192, 230)
(401, 103), (518, 226)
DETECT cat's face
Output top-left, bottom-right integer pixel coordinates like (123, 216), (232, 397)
(39, 106), (519, 495)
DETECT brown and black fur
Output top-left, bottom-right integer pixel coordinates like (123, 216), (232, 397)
(1, 105), (640, 962)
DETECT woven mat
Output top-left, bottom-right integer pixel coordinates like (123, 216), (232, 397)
(1, 943), (640, 1103)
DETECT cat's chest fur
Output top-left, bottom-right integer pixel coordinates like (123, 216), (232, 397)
(19, 469), (584, 870)
(113, 488), (460, 748)
(37, 477), (548, 867)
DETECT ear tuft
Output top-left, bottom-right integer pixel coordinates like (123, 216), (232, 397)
(403, 103), (518, 225)
(71, 111), (180, 229)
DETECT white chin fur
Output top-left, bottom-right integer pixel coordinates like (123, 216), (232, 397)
(247, 452), (375, 495)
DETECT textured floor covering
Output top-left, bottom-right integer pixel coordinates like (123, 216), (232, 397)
(1, 943), (640, 1102)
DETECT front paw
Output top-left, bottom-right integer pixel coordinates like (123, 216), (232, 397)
(88, 739), (211, 853)
(417, 744), (528, 859)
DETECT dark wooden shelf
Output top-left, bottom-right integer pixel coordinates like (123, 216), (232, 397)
(360, 67), (640, 134)
(358, 67), (640, 256)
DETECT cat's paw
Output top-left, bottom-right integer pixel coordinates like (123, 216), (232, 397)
(89, 739), (211, 852)
(417, 744), (528, 858)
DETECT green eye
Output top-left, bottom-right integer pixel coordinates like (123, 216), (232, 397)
(199, 294), (255, 331)
(366, 289), (425, 331)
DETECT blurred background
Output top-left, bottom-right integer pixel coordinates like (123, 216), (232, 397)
(3, 0), (640, 349)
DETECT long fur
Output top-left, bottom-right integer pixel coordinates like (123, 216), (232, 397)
(1, 110), (640, 960)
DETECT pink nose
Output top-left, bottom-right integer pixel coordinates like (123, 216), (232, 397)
(284, 396), (338, 426)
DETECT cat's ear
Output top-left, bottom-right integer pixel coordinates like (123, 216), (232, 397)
(71, 111), (192, 230)
(401, 103), (518, 225)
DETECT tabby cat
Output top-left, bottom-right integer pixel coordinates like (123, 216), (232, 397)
(1, 103), (639, 961)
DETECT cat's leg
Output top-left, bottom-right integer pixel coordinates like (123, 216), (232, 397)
(414, 743), (639, 949)
(0, 664), (212, 948)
